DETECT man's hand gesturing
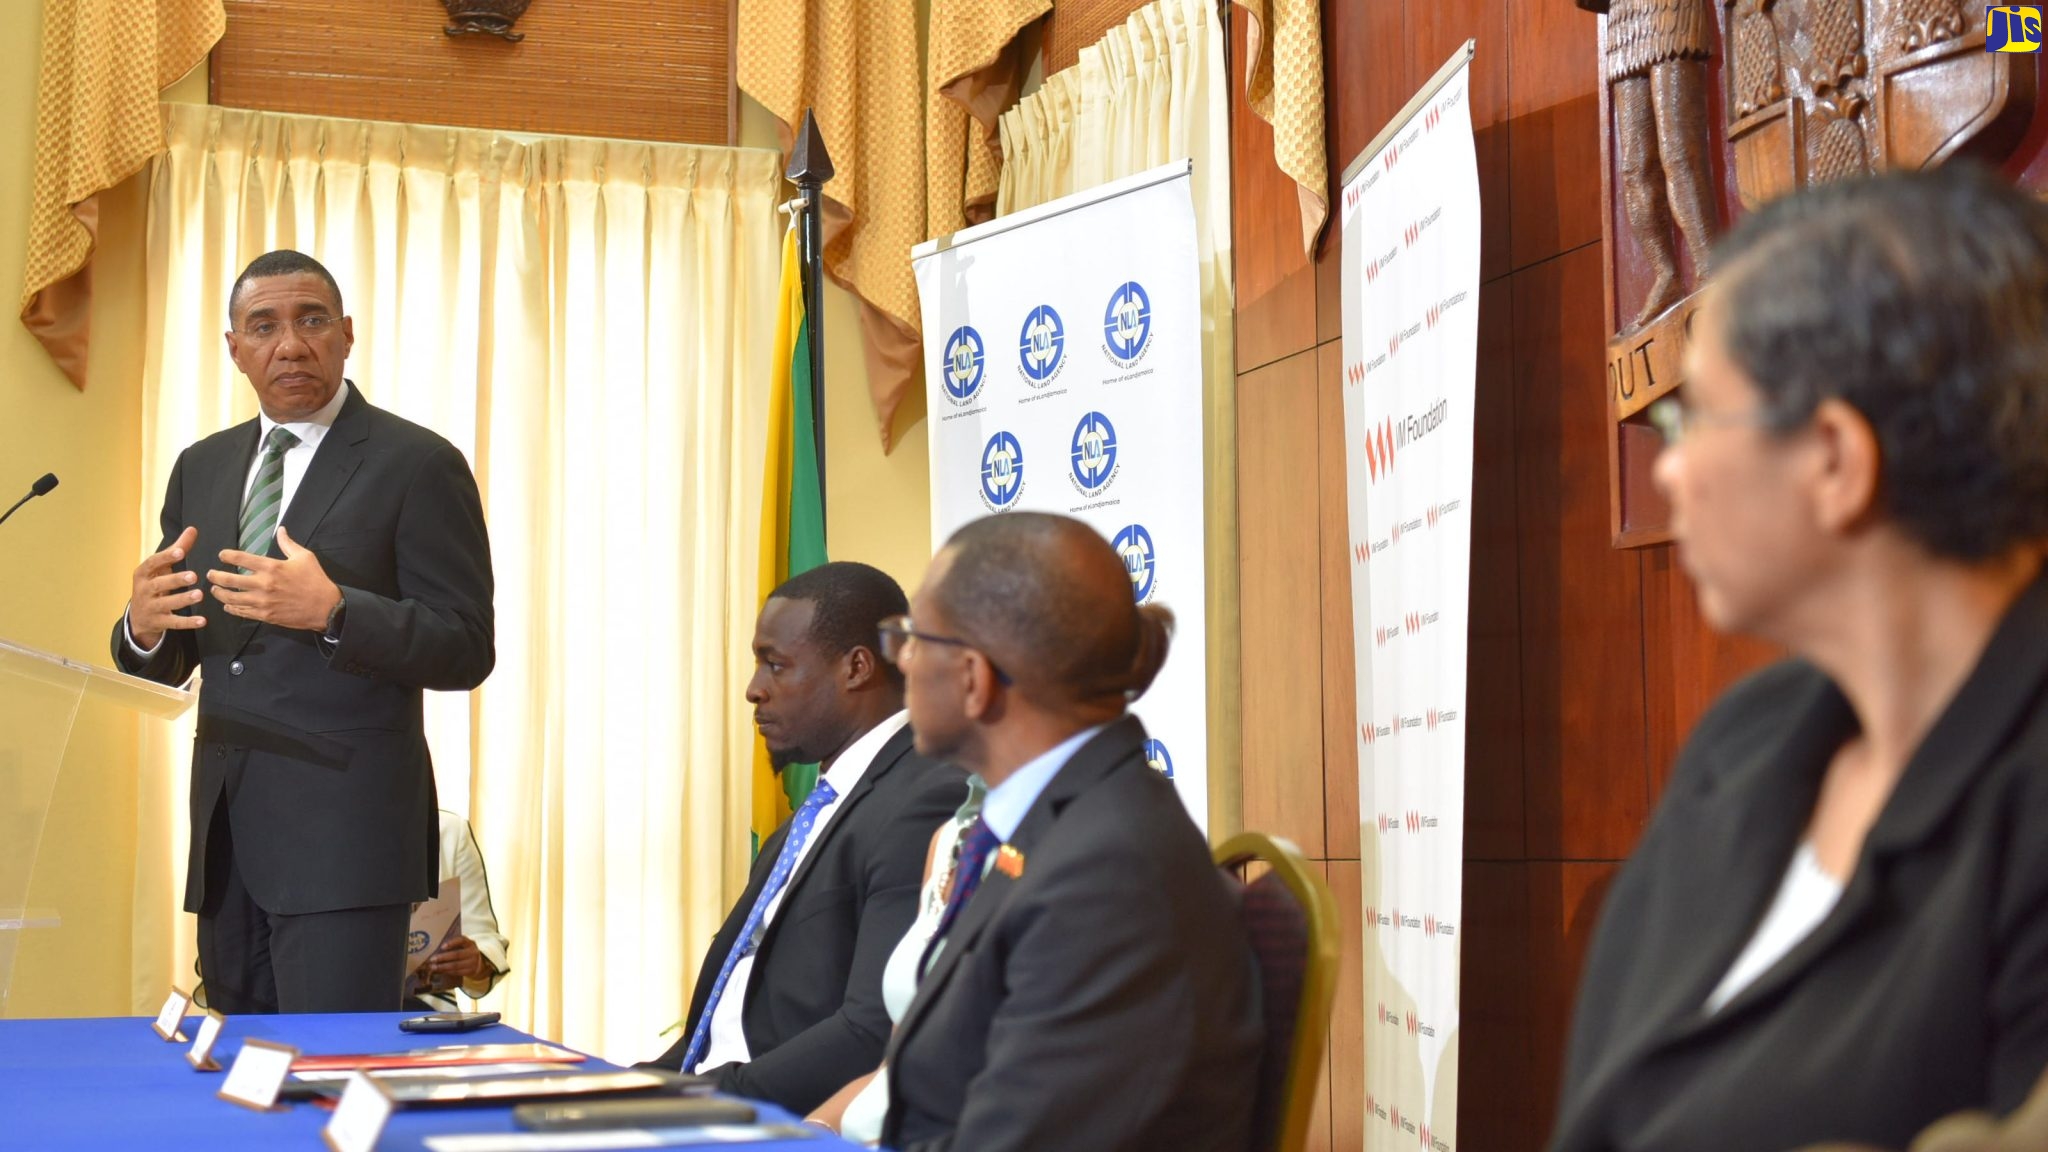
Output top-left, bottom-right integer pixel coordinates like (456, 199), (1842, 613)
(129, 526), (206, 649)
(208, 526), (342, 633)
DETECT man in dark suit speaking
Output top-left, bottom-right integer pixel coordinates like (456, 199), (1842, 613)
(649, 562), (961, 1115)
(112, 250), (494, 1014)
(877, 512), (1262, 1152)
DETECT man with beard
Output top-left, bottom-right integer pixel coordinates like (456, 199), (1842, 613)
(648, 562), (962, 1116)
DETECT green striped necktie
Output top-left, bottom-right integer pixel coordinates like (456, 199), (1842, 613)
(239, 426), (301, 564)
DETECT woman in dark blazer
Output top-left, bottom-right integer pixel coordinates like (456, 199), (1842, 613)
(1549, 164), (2048, 1152)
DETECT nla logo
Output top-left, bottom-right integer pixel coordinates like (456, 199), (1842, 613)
(1112, 523), (1157, 603)
(1017, 304), (1066, 384)
(1142, 738), (1174, 779)
(1069, 411), (1119, 496)
(1989, 6), (2043, 51)
(1102, 281), (1153, 365)
(941, 325), (986, 405)
(979, 431), (1025, 511)
(1363, 417), (1397, 484)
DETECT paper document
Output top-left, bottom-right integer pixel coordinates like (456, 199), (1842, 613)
(405, 876), (463, 995)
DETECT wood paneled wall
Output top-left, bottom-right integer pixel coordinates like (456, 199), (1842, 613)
(1229, 4), (1780, 1149)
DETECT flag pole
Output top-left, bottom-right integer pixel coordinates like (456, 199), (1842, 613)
(787, 110), (834, 537)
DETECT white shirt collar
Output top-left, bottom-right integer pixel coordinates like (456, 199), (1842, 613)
(979, 723), (1107, 842)
(817, 709), (912, 801)
(257, 379), (351, 445)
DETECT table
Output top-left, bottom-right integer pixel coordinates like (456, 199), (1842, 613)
(0, 1012), (861, 1151)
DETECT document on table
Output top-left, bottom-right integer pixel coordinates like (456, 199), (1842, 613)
(422, 1126), (818, 1151)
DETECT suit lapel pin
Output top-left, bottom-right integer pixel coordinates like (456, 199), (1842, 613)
(994, 844), (1025, 879)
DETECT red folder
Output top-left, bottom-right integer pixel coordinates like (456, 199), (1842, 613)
(289, 1042), (586, 1072)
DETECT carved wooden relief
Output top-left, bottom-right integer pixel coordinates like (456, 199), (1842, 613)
(1580, 0), (2044, 546)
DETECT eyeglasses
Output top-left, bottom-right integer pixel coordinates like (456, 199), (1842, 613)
(877, 615), (1012, 685)
(1647, 396), (1772, 445)
(237, 314), (341, 345)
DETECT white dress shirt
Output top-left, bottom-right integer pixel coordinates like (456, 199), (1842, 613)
(694, 709), (912, 1073)
(125, 383), (352, 657)
(1703, 840), (1844, 1013)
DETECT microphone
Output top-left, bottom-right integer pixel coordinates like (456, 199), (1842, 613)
(0, 473), (58, 527)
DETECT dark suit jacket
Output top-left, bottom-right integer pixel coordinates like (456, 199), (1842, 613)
(649, 724), (963, 1115)
(879, 715), (1263, 1152)
(111, 382), (494, 916)
(1550, 576), (2048, 1152)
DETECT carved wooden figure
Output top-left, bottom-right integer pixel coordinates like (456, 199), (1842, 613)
(1582, 0), (2040, 547)
(1584, 0), (1721, 331)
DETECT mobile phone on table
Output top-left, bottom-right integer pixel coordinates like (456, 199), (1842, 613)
(399, 1011), (501, 1033)
(514, 1096), (757, 1131)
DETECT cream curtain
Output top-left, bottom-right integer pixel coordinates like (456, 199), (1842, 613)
(997, 0), (1242, 835)
(132, 104), (780, 1060)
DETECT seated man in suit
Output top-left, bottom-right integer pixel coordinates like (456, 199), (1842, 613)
(648, 562), (963, 1115)
(874, 512), (1263, 1152)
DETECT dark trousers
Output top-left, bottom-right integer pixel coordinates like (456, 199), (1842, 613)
(195, 800), (410, 1014)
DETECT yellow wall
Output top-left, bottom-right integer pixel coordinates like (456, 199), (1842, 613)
(0, 1), (205, 1017)
(737, 95), (936, 597)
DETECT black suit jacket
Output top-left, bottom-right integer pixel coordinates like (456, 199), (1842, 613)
(111, 382), (494, 915)
(650, 724), (963, 1115)
(879, 716), (1263, 1152)
(1550, 576), (2048, 1152)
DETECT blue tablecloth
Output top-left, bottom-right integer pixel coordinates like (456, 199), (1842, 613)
(0, 1013), (858, 1151)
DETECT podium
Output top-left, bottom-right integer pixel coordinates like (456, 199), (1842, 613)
(0, 638), (193, 1014)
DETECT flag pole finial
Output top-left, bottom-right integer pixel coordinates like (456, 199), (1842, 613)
(788, 109), (832, 536)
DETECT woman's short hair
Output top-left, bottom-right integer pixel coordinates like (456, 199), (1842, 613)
(1711, 164), (2048, 560)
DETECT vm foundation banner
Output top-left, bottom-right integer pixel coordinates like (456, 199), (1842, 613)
(911, 162), (1211, 830)
(1340, 44), (1481, 1152)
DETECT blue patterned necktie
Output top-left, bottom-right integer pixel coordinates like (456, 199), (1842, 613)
(679, 778), (839, 1072)
(918, 816), (1000, 981)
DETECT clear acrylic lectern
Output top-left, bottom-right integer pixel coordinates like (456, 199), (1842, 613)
(0, 637), (192, 1013)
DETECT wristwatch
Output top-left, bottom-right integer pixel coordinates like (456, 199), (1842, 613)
(323, 591), (348, 641)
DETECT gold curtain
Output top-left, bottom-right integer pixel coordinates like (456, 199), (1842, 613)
(996, 0), (1242, 837)
(132, 104), (781, 1060)
(20, 0), (223, 389)
(1232, 0), (1328, 252)
(738, 0), (1046, 452)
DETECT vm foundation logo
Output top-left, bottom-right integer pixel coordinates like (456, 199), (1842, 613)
(1354, 540), (1371, 565)
(1383, 142), (1402, 171)
(1425, 103), (1443, 131)
(1347, 360), (1366, 386)
(1363, 417), (1398, 484)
